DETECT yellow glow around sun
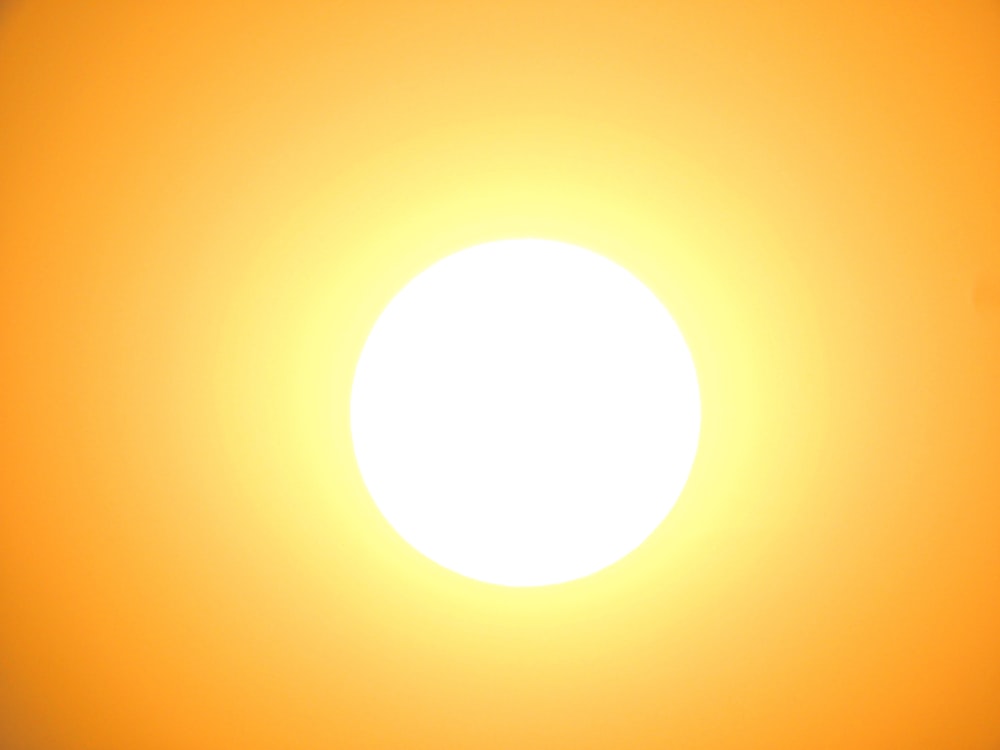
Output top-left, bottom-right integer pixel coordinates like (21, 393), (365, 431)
(350, 239), (701, 586)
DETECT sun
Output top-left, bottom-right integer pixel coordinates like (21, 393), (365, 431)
(350, 239), (701, 586)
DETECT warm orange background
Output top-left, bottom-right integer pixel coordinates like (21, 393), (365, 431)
(2, 2), (999, 749)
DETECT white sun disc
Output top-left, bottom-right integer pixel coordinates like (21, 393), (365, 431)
(350, 239), (700, 586)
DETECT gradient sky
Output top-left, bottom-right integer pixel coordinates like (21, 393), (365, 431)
(2, 2), (999, 749)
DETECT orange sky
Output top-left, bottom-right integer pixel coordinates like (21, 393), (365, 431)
(1, 2), (999, 749)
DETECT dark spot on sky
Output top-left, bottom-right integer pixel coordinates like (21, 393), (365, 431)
(0, 1), (22, 27)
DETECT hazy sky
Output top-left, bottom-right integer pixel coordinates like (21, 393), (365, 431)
(1, 3), (999, 749)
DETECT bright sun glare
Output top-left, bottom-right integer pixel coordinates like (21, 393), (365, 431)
(351, 239), (701, 586)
